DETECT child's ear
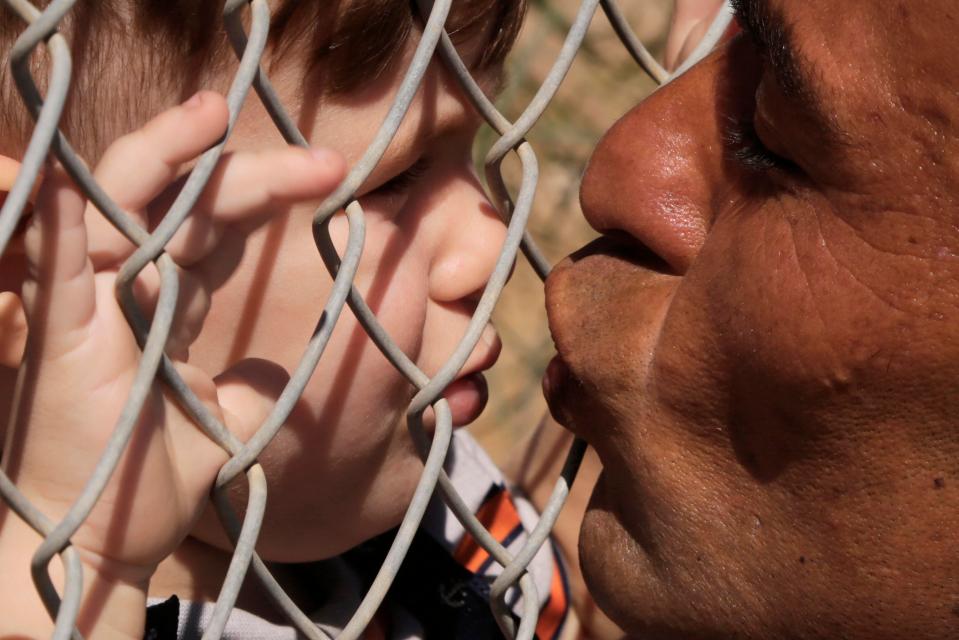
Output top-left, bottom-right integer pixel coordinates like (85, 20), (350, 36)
(0, 154), (42, 207)
(0, 155), (31, 369)
(0, 155), (31, 207)
(0, 154), (21, 189)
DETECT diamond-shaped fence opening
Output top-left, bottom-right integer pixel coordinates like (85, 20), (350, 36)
(0, 1), (732, 638)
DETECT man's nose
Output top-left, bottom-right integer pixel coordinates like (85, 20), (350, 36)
(579, 38), (762, 274)
(427, 169), (508, 304)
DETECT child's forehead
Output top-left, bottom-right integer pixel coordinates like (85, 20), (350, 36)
(278, 48), (500, 192)
(269, 0), (525, 98)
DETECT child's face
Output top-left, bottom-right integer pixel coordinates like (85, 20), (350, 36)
(182, 42), (507, 561)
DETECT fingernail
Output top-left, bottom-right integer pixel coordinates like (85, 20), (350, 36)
(183, 91), (204, 109)
(310, 148), (338, 164)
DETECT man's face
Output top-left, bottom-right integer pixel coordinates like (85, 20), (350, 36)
(545, 1), (959, 637)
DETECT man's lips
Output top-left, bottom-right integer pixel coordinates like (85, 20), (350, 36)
(542, 354), (580, 433)
(545, 234), (671, 359)
(567, 232), (673, 273)
(543, 235), (677, 436)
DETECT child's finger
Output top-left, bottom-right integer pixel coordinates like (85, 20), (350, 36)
(86, 91), (230, 267)
(146, 147), (346, 267)
(664, 0), (727, 71)
(21, 165), (96, 358)
(163, 358), (291, 517)
(130, 262), (210, 360)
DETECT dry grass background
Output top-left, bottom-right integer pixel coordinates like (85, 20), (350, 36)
(471, 0), (674, 462)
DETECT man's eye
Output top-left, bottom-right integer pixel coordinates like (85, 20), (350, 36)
(370, 157), (431, 198)
(723, 118), (798, 174)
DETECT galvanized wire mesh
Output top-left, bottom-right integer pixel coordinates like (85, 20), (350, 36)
(0, 1), (732, 638)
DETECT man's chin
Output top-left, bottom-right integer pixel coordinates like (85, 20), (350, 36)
(579, 475), (713, 640)
(579, 476), (661, 637)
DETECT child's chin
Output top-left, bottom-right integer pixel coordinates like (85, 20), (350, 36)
(420, 372), (490, 429)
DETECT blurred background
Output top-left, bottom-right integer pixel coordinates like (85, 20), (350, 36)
(471, 0), (674, 461)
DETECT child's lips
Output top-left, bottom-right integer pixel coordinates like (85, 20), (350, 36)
(464, 324), (503, 375)
(445, 325), (501, 426)
(418, 370), (491, 430)
(421, 325), (501, 429)
(443, 372), (490, 426)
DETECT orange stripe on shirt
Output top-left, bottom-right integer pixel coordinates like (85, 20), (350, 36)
(453, 488), (522, 573)
(535, 551), (569, 640)
(454, 488), (570, 639)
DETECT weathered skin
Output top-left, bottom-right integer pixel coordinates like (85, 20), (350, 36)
(544, 1), (959, 638)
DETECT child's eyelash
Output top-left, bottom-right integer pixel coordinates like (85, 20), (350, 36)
(723, 117), (797, 173)
(372, 157), (431, 197)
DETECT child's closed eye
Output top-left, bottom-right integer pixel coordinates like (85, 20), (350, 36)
(369, 157), (431, 199)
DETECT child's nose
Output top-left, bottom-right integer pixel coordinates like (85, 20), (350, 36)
(579, 37), (762, 274)
(428, 174), (508, 304)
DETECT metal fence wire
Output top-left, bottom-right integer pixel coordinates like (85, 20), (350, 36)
(0, 0), (733, 638)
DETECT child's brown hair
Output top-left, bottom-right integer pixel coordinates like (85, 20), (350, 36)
(0, 0), (526, 161)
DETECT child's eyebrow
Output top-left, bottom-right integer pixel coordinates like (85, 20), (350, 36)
(458, 63), (510, 104)
(486, 66), (510, 101)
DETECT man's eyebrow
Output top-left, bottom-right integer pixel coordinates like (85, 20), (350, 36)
(730, 0), (814, 105)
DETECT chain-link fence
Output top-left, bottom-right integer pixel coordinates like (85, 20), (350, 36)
(0, 1), (732, 638)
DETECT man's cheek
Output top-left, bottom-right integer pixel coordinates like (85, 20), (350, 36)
(672, 210), (869, 390)
(731, 207), (954, 397)
(640, 212), (857, 482)
(650, 206), (957, 480)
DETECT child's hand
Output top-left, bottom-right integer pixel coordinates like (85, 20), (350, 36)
(665, 0), (728, 71)
(1, 91), (344, 635)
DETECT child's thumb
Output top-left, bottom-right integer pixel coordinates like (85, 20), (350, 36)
(214, 358), (296, 453)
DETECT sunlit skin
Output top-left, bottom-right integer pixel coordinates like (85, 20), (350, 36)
(152, 41), (508, 607)
(544, 1), (959, 638)
(0, 27), (507, 637)
(664, 0), (726, 71)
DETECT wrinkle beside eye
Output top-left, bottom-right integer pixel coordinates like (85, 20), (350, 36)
(793, 197), (924, 319)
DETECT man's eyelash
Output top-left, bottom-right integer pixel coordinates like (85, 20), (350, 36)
(373, 158), (431, 197)
(723, 118), (796, 173)
(729, 0), (765, 50)
(729, 0), (751, 25)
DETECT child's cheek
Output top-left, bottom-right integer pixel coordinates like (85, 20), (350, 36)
(338, 212), (433, 359)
